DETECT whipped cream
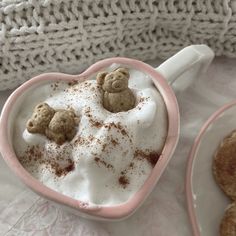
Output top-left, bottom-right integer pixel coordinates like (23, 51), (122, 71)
(13, 66), (168, 206)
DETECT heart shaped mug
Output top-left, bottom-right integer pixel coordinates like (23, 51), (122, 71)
(0, 45), (214, 221)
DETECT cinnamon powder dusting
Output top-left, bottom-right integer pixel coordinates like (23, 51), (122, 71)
(104, 122), (128, 137)
(134, 150), (160, 167)
(68, 80), (78, 86)
(94, 157), (113, 170)
(20, 145), (75, 177)
(111, 138), (118, 146)
(90, 119), (103, 128)
(50, 82), (59, 91)
(53, 160), (75, 177)
(147, 152), (160, 167)
(118, 175), (129, 188)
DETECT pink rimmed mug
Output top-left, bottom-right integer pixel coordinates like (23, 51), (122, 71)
(0, 45), (214, 221)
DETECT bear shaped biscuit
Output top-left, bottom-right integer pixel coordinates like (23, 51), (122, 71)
(96, 68), (135, 113)
(27, 103), (79, 145)
(45, 109), (79, 145)
(213, 130), (236, 200)
(220, 202), (236, 236)
(27, 103), (55, 134)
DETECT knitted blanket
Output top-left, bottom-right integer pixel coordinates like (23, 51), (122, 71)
(0, 0), (235, 90)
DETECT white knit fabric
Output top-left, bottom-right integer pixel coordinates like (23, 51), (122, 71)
(0, 0), (236, 90)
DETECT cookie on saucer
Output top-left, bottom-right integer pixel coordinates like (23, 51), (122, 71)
(213, 131), (236, 200)
(220, 202), (236, 236)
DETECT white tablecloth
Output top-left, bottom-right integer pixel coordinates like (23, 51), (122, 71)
(1, 57), (236, 236)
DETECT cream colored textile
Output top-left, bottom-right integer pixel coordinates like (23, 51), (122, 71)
(0, 0), (235, 90)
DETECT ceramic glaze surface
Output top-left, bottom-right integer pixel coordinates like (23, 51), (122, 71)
(0, 45), (214, 220)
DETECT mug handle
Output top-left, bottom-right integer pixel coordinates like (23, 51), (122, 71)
(155, 45), (214, 92)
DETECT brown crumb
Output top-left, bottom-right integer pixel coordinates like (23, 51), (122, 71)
(118, 175), (129, 188)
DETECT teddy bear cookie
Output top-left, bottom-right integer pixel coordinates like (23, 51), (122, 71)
(27, 103), (79, 145)
(212, 130), (236, 200)
(220, 202), (236, 236)
(96, 67), (136, 113)
(27, 103), (55, 134)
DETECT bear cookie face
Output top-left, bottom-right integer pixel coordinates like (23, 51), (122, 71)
(96, 67), (136, 113)
(27, 103), (79, 145)
(27, 103), (55, 134)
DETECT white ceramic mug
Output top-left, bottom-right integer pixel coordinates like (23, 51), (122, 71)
(0, 45), (214, 220)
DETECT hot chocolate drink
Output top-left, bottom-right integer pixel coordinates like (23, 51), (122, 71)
(13, 65), (168, 206)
